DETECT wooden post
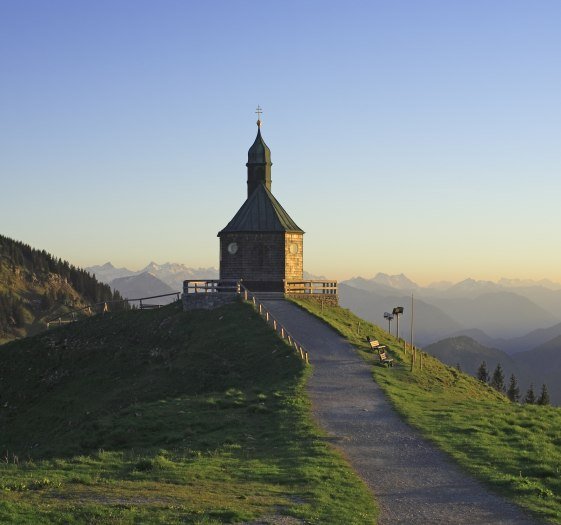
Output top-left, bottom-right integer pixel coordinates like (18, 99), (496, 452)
(59, 317), (62, 326)
(305, 352), (309, 364)
(357, 321), (361, 336)
(259, 304), (262, 314)
(420, 351), (423, 370)
(288, 335), (292, 345)
(299, 347), (304, 359)
(280, 327), (285, 338)
(273, 320), (277, 330)
(266, 312), (269, 322)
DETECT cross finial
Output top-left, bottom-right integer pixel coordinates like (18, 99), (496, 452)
(255, 105), (263, 127)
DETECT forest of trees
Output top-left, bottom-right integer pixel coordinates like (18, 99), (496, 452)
(0, 234), (127, 336)
(477, 360), (550, 406)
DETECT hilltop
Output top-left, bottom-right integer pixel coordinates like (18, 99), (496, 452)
(0, 234), (125, 344)
(0, 300), (377, 524)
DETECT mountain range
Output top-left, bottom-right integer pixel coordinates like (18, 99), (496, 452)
(86, 262), (219, 301)
(342, 273), (561, 347)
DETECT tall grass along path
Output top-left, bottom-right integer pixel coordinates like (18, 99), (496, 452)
(261, 300), (540, 525)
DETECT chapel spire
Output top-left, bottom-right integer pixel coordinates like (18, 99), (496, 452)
(246, 106), (272, 198)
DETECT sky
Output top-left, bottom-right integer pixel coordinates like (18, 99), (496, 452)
(1, 0), (560, 285)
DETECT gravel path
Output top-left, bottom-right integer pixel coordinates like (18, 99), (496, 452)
(262, 300), (541, 525)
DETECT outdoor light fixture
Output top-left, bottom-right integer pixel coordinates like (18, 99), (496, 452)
(383, 311), (394, 332)
(392, 306), (404, 339)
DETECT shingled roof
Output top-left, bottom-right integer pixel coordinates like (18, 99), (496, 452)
(218, 183), (304, 235)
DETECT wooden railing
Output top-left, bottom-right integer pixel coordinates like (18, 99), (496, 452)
(239, 283), (310, 364)
(285, 280), (338, 295)
(183, 279), (240, 294)
(46, 292), (181, 328)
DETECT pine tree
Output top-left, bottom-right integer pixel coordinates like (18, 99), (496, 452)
(507, 374), (520, 402)
(537, 384), (550, 406)
(490, 363), (505, 392)
(524, 384), (536, 404)
(477, 361), (489, 383)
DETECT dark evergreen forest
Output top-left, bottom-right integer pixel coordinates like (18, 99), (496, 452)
(0, 234), (126, 337)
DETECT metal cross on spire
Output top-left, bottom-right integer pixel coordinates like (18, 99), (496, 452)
(255, 105), (263, 127)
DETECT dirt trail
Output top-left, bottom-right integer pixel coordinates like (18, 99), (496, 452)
(262, 300), (541, 525)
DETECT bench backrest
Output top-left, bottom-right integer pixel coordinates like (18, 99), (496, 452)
(368, 339), (381, 349)
(379, 351), (389, 361)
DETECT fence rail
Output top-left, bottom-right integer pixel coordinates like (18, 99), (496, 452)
(183, 279), (240, 294)
(239, 283), (310, 364)
(285, 280), (338, 295)
(46, 292), (181, 328)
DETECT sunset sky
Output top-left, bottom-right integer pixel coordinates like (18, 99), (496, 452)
(1, 1), (560, 285)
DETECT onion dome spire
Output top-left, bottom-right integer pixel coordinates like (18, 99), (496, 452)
(246, 106), (272, 198)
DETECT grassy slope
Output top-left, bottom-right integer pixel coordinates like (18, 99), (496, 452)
(0, 300), (377, 524)
(291, 298), (561, 524)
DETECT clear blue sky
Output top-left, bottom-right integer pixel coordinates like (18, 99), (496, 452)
(1, 0), (560, 284)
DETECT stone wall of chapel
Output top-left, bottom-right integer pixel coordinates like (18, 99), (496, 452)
(220, 232), (286, 282)
(284, 233), (304, 282)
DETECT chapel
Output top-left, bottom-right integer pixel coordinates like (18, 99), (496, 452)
(218, 112), (304, 292)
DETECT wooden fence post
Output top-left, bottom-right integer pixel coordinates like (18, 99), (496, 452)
(266, 312), (269, 322)
(305, 352), (309, 364)
(280, 327), (285, 338)
(273, 320), (277, 330)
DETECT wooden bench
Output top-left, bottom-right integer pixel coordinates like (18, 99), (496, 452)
(367, 336), (386, 351)
(366, 336), (393, 367)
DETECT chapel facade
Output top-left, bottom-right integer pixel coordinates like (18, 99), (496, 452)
(218, 116), (304, 292)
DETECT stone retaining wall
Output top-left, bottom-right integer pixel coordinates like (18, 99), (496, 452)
(182, 293), (240, 311)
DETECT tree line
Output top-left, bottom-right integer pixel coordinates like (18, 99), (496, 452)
(0, 234), (127, 314)
(474, 361), (550, 406)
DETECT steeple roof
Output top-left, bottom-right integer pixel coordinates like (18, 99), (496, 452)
(218, 183), (304, 235)
(247, 127), (271, 165)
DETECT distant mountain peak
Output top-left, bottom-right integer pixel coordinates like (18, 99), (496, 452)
(371, 272), (419, 290)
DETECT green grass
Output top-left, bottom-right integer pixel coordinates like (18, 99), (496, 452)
(291, 297), (561, 524)
(0, 300), (377, 524)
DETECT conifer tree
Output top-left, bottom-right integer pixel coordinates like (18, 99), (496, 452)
(477, 361), (489, 383)
(490, 363), (505, 392)
(537, 384), (550, 406)
(507, 374), (520, 402)
(524, 384), (536, 404)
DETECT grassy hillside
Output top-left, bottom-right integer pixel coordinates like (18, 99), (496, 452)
(0, 300), (377, 524)
(291, 298), (561, 524)
(0, 234), (126, 344)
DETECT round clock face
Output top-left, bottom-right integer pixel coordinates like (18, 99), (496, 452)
(227, 242), (238, 255)
(289, 243), (299, 255)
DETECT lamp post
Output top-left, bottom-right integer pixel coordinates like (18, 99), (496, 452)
(392, 306), (404, 339)
(383, 312), (394, 333)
